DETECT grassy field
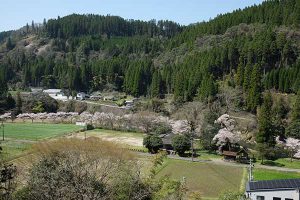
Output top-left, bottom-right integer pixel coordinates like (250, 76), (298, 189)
(156, 159), (244, 199)
(1, 123), (83, 160)
(3, 123), (82, 140)
(259, 158), (300, 169)
(254, 168), (300, 180)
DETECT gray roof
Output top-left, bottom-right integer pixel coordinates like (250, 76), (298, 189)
(246, 179), (300, 192)
(159, 133), (174, 144)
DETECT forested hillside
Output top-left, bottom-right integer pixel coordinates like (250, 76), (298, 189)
(0, 0), (299, 114)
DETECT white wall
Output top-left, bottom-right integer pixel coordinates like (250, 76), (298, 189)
(247, 189), (300, 200)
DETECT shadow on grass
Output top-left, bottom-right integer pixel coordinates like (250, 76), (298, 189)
(262, 160), (285, 167)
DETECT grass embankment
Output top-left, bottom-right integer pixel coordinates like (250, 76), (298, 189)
(156, 159), (243, 199)
(254, 168), (300, 180)
(259, 158), (300, 169)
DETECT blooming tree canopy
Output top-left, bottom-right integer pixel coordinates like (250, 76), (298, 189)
(0, 113), (11, 121)
(276, 136), (300, 159)
(213, 114), (241, 146)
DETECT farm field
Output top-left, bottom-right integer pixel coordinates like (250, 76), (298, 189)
(1, 123), (83, 160)
(156, 159), (244, 199)
(3, 123), (82, 140)
(70, 128), (145, 147)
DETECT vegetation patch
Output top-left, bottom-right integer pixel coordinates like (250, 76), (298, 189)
(156, 159), (243, 198)
(254, 168), (300, 180)
(3, 123), (82, 140)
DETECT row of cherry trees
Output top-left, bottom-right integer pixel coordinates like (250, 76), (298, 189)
(0, 112), (190, 134)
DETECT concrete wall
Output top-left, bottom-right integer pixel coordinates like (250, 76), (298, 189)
(247, 189), (299, 200)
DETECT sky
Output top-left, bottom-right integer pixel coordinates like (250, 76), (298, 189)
(0, 0), (264, 32)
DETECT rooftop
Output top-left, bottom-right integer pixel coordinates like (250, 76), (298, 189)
(246, 179), (300, 192)
(43, 89), (62, 93)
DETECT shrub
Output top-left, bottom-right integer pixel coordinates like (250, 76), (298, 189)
(152, 123), (172, 135)
(116, 99), (126, 107)
(172, 135), (191, 156)
(286, 120), (300, 139)
(143, 135), (163, 153)
(86, 124), (94, 130)
(218, 190), (245, 200)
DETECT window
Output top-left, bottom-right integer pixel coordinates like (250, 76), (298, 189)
(273, 198), (281, 200)
(257, 196), (265, 200)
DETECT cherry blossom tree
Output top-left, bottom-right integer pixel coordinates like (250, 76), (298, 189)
(17, 113), (36, 123)
(0, 113), (11, 121)
(213, 114), (241, 152)
(276, 136), (300, 161)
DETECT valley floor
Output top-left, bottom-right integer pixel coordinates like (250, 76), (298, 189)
(3, 122), (300, 199)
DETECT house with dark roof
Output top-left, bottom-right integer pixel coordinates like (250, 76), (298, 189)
(246, 178), (300, 200)
(159, 133), (174, 151)
(222, 148), (249, 163)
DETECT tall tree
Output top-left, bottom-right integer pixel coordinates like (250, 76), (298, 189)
(292, 90), (300, 121)
(150, 71), (162, 98)
(247, 64), (262, 112)
(256, 92), (274, 146)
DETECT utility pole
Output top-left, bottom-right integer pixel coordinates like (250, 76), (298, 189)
(248, 159), (254, 181)
(1, 121), (4, 141)
(191, 136), (194, 162)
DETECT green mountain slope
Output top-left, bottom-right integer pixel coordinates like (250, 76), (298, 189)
(0, 0), (299, 112)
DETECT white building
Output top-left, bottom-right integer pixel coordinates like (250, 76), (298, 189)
(43, 89), (62, 95)
(76, 92), (89, 101)
(30, 87), (43, 93)
(246, 179), (300, 200)
(43, 89), (69, 101)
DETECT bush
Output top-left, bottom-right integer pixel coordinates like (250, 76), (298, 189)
(116, 99), (126, 107)
(152, 123), (172, 135)
(143, 135), (163, 153)
(86, 124), (94, 130)
(218, 190), (245, 200)
(286, 120), (300, 139)
(172, 135), (191, 156)
(23, 93), (58, 113)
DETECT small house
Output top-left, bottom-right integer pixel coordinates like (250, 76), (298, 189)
(30, 87), (43, 93)
(43, 89), (69, 101)
(43, 89), (62, 95)
(246, 178), (300, 200)
(222, 148), (249, 162)
(103, 96), (117, 101)
(90, 95), (102, 101)
(76, 92), (89, 101)
(159, 133), (174, 152)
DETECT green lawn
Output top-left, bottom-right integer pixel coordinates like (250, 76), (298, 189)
(156, 159), (243, 199)
(257, 158), (300, 169)
(1, 123), (83, 160)
(254, 168), (300, 180)
(3, 123), (82, 140)
(271, 158), (300, 169)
